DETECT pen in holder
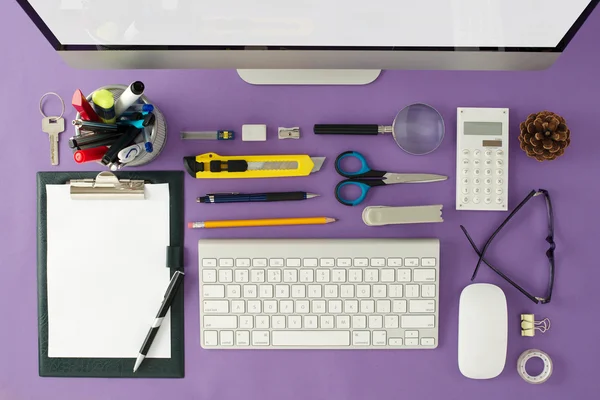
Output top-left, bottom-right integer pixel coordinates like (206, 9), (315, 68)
(73, 84), (167, 168)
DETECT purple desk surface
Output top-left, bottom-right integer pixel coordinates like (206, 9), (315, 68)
(1, 1), (600, 399)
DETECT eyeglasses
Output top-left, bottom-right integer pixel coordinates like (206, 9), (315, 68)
(460, 189), (555, 304)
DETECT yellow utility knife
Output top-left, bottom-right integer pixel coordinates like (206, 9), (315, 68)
(184, 153), (326, 179)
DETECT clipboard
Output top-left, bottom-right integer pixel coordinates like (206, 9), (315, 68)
(36, 171), (185, 378)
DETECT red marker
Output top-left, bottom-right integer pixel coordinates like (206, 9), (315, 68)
(72, 89), (101, 122)
(74, 146), (109, 164)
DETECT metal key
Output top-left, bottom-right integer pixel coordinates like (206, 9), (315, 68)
(42, 116), (65, 165)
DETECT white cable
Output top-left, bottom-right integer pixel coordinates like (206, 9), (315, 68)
(517, 349), (553, 384)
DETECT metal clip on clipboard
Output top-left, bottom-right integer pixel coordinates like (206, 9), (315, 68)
(69, 171), (145, 200)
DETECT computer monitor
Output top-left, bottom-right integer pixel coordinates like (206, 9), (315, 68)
(18, 0), (600, 85)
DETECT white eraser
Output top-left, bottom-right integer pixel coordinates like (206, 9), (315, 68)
(242, 124), (267, 141)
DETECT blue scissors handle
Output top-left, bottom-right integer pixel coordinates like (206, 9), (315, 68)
(335, 179), (387, 206)
(334, 151), (386, 178)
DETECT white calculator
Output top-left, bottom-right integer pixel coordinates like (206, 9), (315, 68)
(456, 108), (509, 211)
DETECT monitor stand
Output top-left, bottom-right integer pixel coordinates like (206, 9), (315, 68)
(237, 69), (381, 85)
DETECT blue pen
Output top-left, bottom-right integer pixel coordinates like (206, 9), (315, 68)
(119, 113), (155, 153)
(197, 192), (319, 204)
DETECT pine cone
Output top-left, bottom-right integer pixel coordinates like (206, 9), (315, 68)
(518, 111), (570, 161)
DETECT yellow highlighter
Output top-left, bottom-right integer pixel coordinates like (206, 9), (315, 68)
(183, 153), (326, 179)
(188, 217), (336, 229)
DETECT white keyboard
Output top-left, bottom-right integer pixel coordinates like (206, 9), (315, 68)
(199, 238), (439, 349)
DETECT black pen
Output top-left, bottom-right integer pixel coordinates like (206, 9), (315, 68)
(197, 191), (320, 204)
(133, 270), (184, 373)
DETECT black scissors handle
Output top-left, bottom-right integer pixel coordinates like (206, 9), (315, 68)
(334, 151), (388, 206)
(334, 151), (386, 179)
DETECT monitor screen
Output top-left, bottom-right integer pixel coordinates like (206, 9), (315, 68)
(20, 0), (598, 50)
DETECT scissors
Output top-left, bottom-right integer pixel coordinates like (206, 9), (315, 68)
(334, 151), (448, 206)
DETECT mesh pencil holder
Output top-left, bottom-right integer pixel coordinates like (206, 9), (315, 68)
(74, 84), (167, 167)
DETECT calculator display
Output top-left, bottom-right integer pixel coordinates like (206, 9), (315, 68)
(464, 122), (503, 136)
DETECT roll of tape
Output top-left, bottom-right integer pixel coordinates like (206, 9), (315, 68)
(517, 349), (553, 384)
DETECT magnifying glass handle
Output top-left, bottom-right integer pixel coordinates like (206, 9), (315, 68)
(314, 124), (384, 135)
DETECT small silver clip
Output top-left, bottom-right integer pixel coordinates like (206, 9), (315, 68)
(278, 127), (300, 139)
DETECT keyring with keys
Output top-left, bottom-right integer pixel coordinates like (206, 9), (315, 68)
(334, 151), (448, 206)
(39, 92), (66, 166)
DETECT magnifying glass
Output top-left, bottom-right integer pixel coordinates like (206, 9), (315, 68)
(314, 103), (445, 155)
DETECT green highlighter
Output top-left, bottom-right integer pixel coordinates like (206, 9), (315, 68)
(92, 89), (116, 124)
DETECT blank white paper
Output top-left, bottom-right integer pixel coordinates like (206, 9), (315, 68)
(46, 184), (171, 358)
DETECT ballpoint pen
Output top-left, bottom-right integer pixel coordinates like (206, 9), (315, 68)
(197, 191), (319, 203)
(133, 270), (185, 373)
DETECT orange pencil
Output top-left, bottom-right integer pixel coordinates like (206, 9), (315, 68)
(188, 217), (336, 229)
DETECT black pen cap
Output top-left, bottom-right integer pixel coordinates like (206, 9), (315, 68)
(131, 81), (145, 95)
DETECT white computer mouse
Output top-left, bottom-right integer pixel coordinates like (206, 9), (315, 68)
(458, 283), (508, 379)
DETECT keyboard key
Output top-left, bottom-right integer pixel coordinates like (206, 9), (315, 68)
(231, 300), (245, 313)
(328, 300), (343, 314)
(286, 258), (301, 267)
(204, 331), (218, 346)
(252, 331), (270, 346)
(401, 315), (435, 329)
(356, 285), (370, 298)
(203, 285), (225, 298)
(388, 258), (402, 267)
(376, 300), (391, 313)
(337, 258), (352, 267)
(296, 300), (310, 313)
(321, 315), (334, 328)
(267, 269), (282, 283)
(421, 258), (436, 267)
(288, 315), (302, 328)
(381, 269), (395, 282)
(373, 331), (386, 346)
(373, 285), (387, 298)
(248, 300), (261, 313)
(219, 258), (234, 267)
(218, 269), (233, 283)
(272, 315), (286, 329)
(352, 331), (370, 346)
(203, 300), (229, 313)
(336, 315), (350, 328)
(291, 285), (306, 298)
(226, 285), (241, 298)
(405, 258), (419, 267)
(202, 269), (217, 283)
(422, 284), (436, 298)
(303, 258), (318, 267)
(397, 270), (411, 282)
(253, 258), (267, 267)
(312, 300), (326, 313)
(360, 300), (375, 313)
(421, 338), (435, 346)
(283, 270), (298, 283)
(409, 300), (436, 313)
(320, 258), (335, 267)
(393, 300), (407, 313)
(340, 285), (354, 298)
(384, 315), (399, 329)
(243, 285), (257, 298)
(251, 269), (265, 283)
(324, 285), (338, 298)
(236, 258), (251, 267)
(236, 331), (250, 345)
(259, 285), (273, 298)
(405, 338), (419, 346)
(389, 338), (403, 346)
(202, 259), (217, 267)
(235, 269), (249, 283)
(354, 258), (369, 267)
(280, 300), (294, 313)
(371, 258), (386, 267)
(352, 315), (367, 328)
(413, 269), (436, 282)
(300, 270), (314, 283)
(308, 285), (322, 298)
(344, 300), (358, 313)
(220, 331), (234, 346)
(368, 315), (383, 328)
(332, 270), (346, 282)
(275, 285), (290, 298)
(264, 300), (277, 313)
(389, 285), (403, 298)
(348, 270), (363, 282)
(256, 315), (270, 328)
(204, 316), (237, 329)
(405, 284), (420, 298)
(365, 270), (379, 282)
(405, 330), (419, 338)
(304, 316), (318, 328)
(316, 269), (331, 283)
(273, 331), (350, 346)
(270, 258), (284, 267)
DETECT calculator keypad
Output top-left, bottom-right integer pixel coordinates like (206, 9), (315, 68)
(459, 148), (506, 209)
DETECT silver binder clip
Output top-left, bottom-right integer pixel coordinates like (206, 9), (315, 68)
(70, 171), (145, 200)
(278, 127), (300, 139)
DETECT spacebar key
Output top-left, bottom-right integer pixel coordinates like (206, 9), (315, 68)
(272, 331), (350, 346)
